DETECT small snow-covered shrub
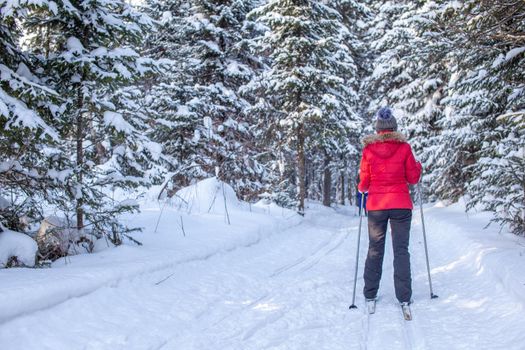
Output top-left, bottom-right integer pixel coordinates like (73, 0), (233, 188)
(0, 195), (35, 232)
(36, 216), (96, 261)
(0, 228), (38, 268)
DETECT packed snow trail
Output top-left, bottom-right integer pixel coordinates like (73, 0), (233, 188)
(0, 208), (365, 349)
(1, 203), (525, 349)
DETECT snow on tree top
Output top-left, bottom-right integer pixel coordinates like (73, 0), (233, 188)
(505, 47), (525, 62)
(103, 111), (135, 133)
(66, 37), (84, 53)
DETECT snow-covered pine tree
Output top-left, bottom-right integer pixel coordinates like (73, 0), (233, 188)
(363, 0), (524, 234)
(390, 1), (456, 200)
(25, 0), (161, 243)
(143, 0), (206, 192)
(428, 0), (506, 203)
(321, 0), (369, 207)
(364, 1), (464, 201)
(484, 111), (525, 235)
(363, 1), (427, 201)
(445, 0), (525, 235)
(145, 0), (266, 201)
(246, 0), (365, 213)
(363, 1), (417, 114)
(0, 0), (59, 230)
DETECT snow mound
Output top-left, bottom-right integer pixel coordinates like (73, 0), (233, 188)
(0, 229), (37, 267)
(170, 177), (240, 214)
(252, 198), (297, 217)
(92, 237), (116, 253)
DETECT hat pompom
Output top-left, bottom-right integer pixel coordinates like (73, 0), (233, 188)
(377, 107), (393, 120)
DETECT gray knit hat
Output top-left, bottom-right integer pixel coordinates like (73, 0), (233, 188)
(375, 107), (398, 132)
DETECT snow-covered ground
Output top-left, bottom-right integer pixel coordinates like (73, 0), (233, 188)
(1, 181), (525, 350)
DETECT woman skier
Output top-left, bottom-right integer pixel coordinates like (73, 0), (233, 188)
(357, 107), (422, 309)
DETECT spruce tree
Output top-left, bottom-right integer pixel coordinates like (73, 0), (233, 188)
(247, 0), (365, 213)
(145, 0), (266, 200)
(393, 1), (454, 199)
(0, 1), (59, 230)
(364, 0), (417, 114)
(365, 1), (463, 201)
(446, 0), (525, 235)
(26, 0), (160, 242)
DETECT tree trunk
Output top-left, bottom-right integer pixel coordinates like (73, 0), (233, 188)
(322, 153), (331, 207)
(90, 119), (106, 164)
(348, 172), (354, 206)
(45, 27), (51, 58)
(296, 125), (306, 215)
(304, 158), (309, 199)
(340, 170), (345, 205)
(76, 91), (84, 231)
(310, 162), (316, 200)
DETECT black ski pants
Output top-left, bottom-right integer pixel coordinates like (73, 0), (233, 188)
(363, 209), (412, 303)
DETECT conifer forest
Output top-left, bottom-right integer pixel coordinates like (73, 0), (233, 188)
(2, 2), (525, 349)
(1, 0), (524, 248)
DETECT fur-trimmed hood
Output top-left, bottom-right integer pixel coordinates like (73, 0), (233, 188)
(362, 132), (408, 159)
(362, 131), (407, 147)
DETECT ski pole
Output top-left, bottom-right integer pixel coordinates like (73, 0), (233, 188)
(417, 182), (438, 299)
(349, 192), (365, 309)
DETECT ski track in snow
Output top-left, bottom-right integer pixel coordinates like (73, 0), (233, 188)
(1, 204), (525, 349)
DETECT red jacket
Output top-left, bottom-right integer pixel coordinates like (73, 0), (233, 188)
(358, 132), (422, 211)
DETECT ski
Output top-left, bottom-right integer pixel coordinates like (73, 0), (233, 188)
(400, 302), (412, 321)
(366, 298), (376, 314)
